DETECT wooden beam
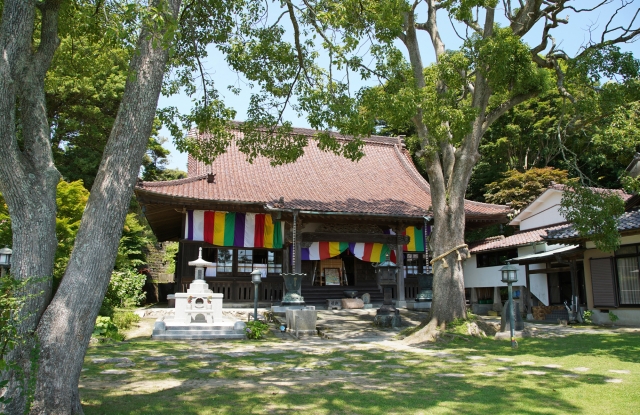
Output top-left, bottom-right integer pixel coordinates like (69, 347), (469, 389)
(300, 232), (410, 245)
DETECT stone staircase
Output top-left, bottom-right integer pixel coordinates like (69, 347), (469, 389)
(300, 281), (384, 305)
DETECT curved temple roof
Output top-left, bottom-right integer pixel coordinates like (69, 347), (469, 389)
(136, 128), (508, 220)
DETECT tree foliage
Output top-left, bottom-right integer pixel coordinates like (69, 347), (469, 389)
(560, 185), (626, 252)
(484, 167), (569, 210)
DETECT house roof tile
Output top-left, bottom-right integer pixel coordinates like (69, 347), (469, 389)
(469, 224), (568, 253)
(546, 208), (640, 242)
(136, 129), (509, 219)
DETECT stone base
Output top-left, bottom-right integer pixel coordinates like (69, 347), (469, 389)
(408, 301), (431, 311)
(342, 298), (364, 309)
(271, 305), (314, 315)
(152, 317), (245, 340)
(373, 311), (401, 328)
(363, 303), (373, 309)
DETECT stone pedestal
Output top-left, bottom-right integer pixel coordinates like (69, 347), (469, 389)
(408, 301), (431, 311)
(373, 310), (401, 328)
(286, 309), (317, 338)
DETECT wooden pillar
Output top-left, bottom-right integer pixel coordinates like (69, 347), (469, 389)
(293, 210), (302, 273)
(525, 264), (532, 319)
(282, 242), (290, 273)
(396, 229), (406, 307)
(570, 258), (579, 314)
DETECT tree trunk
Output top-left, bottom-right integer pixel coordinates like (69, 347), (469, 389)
(0, 1), (62, 412)
(28, 2), (182, 413)
(0, 0), (181, 413)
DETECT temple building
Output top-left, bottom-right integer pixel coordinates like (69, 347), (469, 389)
(135, 127), (509, 306)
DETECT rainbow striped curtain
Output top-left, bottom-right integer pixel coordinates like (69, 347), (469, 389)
(403, 226), (426, 252)
(185, 210), (284, 249)
(301, 242), (349, 260)
(349, 243), (395, 262)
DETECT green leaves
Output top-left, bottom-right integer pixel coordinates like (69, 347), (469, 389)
(484, 167), (569, 210)
(560, 184), (626, 253)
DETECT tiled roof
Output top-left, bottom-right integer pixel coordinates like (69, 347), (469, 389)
(546, 208), (640, 241)
(548, 183), (632, 201)
(136, 128), (509, 219)
(469, 225), (568, 253)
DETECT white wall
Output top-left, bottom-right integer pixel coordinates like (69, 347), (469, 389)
(463, 244), (550, 306)
(517, 191), (566, 231)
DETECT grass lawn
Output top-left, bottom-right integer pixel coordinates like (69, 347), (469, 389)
(80, 323), (640, 415)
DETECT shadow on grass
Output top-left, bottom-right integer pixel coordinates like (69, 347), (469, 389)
(78, 335), (632, 415)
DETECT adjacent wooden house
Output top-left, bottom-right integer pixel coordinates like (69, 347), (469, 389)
(135, 127), (509, 305)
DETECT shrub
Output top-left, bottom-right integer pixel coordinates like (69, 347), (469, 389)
(245, 320), (270, 340)
(113, 310), (141, 331)
(103, 268), (147, 309)
(92, 316), (123, 342)
(582, 310), (593, 324)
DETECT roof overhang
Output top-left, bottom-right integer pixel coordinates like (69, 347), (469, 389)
(510, 244), (584, 264)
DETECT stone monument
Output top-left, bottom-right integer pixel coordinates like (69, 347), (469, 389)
(152, 248), (244, 340)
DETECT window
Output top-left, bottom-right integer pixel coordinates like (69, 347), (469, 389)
(614, 245), (640, 305)
(476, 249), (518, 268)
(217, 249), (233, 273)
(237, 249), (283, 274)
(405, 253), (425, 274)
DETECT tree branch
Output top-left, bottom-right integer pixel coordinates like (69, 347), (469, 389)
(34, 0), (63, 79)
(482, 91), (538, 134)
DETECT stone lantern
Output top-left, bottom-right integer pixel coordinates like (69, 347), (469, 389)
(373, 254), (401, 327)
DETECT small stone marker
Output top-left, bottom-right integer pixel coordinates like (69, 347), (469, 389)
(466, 356), (485, 360)
(543, 364), (562, 369)
(157, 361), (178, 366)
(149, 369), (180, 374)
(480, 372), (499, 376)
(197, 369), (219, 374)
(100, 369), (128, 375)
(609, 370), (630, 374)
(522, 371), (546, 376)
(518, 361), (535, 365)
(572, 367), (590, 372)
(362, 293), (371, 304)
(436, 373), (465, 377)
(494, 357), (514, 362)
(143, 356), (177, 361)
(115, 361), (135, 368)
(605, 378), (623, 383)
(92, 357), (133, 364)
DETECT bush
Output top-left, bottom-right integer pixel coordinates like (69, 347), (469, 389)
(113, 310), (140, 331)
(92, 316), (123, 342)
(245, 320), (270, 340)
(103, 268), (147, 309)
(582, 310), (593, 324)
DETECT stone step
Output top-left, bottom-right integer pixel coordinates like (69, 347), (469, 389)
(151, 331), (246, 340)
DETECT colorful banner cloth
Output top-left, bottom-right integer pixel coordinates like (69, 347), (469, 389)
(403, 226), (426, 252)
(349, 243), (395, 262)
(185, 210), (284, 248)
(301, 242), (349, 261)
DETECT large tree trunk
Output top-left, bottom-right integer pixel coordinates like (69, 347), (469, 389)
(0, 1), (62, 412)
(29, 1), (182, 413)
(0, 0), (182, 413)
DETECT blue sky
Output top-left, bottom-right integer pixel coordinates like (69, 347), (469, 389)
(159, 2), (639, 171)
